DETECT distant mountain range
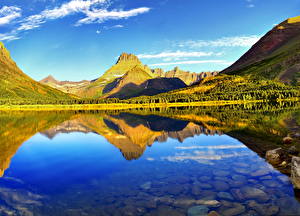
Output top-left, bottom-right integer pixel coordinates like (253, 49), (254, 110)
(223, 15), (300, 85)
(40, 53), (218, 99)
(0, 15), (299, 102)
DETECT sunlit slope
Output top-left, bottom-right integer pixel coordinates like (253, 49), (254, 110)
(77, 53), (155, 98)
(223, 15), (300, 85)
(130, 75), (299, 103)
(0, 42), (72, 101)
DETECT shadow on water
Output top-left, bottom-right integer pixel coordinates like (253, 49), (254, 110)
(0, 101), (299, 215)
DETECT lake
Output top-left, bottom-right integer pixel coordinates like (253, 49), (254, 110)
(0, 103), (300, 216)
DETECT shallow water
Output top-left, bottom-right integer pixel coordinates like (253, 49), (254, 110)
(0, 105), (300, 216)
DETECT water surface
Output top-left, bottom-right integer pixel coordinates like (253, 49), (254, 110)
(0, 104), (300, 216)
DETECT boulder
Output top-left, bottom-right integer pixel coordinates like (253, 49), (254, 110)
(291, 156), (300, 189)
(283, 136), (293, 144)
(265, 148), (287, 165)
(288, 146), (299, 155)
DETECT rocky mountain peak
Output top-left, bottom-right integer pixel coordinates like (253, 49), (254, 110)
(116, 53), (142, 65)
(40, 75), (58, 83)
(0, 42), (12, 63)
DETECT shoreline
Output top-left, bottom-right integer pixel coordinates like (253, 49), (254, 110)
(0, 100), (267, 111)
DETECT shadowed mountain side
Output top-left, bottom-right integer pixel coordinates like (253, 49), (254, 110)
(0, 112), (74, 177)
(111, 113), (189, 131)
(223, 15), (300, 85)
(41, 113), (221, 160)
(107, 77), (187, 99)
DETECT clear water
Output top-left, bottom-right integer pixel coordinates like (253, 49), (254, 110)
(0, 107), (300, 216)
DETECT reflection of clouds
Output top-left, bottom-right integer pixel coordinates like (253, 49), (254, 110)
(175, 145), (247, 150)
(162, 150), (252, 164)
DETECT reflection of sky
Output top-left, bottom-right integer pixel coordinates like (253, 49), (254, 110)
(1, 132), (259, 193)
(149, 134), (255, 165)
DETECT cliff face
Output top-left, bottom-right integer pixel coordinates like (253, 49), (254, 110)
(152, 66), (218, 85)
(223, 15), (300, 85)
(0, 42), (72, 100)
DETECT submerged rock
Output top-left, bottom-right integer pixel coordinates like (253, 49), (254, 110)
(247, 200), (279, 216)
(291, 156), (300, 189)
(187, 205), (209, 216)
(240, 186), (269, 203)
(222, 203), (245, 216)
(217, 192), (234, 201)
(208, 211), (221, 216)
(265, 148), (287, 165)
(140, 181), (152, 190)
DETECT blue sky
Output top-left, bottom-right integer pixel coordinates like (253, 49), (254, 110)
(0, 0), (299, 81)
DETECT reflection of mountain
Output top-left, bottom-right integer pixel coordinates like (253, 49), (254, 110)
(0, 105), (298, 177)
(41, 113), (222, 160)
(0, 112), (73, 177)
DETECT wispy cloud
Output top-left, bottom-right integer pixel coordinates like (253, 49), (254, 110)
(18, 0), (108, 31)
(76, 7), (150, 26)
(0, 6), (22, 25)
(245, 0), (255, 8)
(150, 60), (233, 67)
(1, 0), (150, 41)
(0, 32), (20, 41)
(178, 35), (260, 48)
(138, 51), (220, 59)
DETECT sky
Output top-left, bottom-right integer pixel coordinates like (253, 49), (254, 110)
(0, 0), (299, 81)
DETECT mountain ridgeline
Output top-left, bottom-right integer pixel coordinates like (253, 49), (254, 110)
(223, 15), (300, 85)
(0, 15), (300, 104)
(0, 42), (72, 102)
(40, 53), (218, 99)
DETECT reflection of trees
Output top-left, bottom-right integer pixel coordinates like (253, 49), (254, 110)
(0, 102), (299, 177)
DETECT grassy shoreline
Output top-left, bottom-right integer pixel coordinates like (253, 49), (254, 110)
(0, 100), (272, 111)
(0, 98), (298, 111)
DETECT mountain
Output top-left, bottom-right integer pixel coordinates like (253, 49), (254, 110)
(40, 53), (212, 99)
(40, 75), (92, 95)
(77, 53), (156, 98)
(152, 67), (218, 85)
(223, 15), (300, 85)
(0, 42), (72, 101)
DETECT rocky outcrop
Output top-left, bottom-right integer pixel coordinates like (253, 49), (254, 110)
(152, 66), (218, 85)
(291, 156), (300, 189)
(265, 148), (288, 165)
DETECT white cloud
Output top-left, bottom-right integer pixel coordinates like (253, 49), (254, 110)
(76, 7), (150, 25)
(150, 60), (233, 67)
(247, 4), (255, 8)
(0, 6), (22, 25)
(137, 51), (220, 59)
(0, 32), (19, 41)
(96, 30), (101, 34)
(1, 0), (150, 41)
(179, 35), (261, 48)
(18, 0), (108, 31)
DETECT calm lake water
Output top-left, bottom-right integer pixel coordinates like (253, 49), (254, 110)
(0, 104), (300, 216)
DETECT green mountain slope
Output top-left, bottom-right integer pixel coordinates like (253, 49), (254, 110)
(0, 42), (72, 102)
(223, 15), (300, 85)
